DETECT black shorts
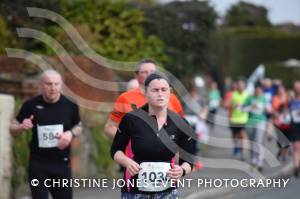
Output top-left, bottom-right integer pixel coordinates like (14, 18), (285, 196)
(290, 126), (300, 142)
(230, 124), (246, 135)
(207, 109), (217, 125)
(29, 155), (72, 199)
(266, 113), (272, 120)
(275, 126), (292, 147)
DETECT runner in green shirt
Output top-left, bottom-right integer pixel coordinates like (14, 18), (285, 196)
(244, 83), (269, 171)
(208, 81), (221, 129)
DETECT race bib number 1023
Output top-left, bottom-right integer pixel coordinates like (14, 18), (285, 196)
(37, 124), (63, 148)
(138, 162), (171, 192)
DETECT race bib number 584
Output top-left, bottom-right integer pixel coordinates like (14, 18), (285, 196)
(37, 124), (63, 148)
(138, 162), (171, 192)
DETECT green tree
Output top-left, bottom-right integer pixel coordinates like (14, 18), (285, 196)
(0, 0), (61, 31)
(50, 0), (168, 64)
(0, 0), (63, 52)
(1, 0), (167, 64)
(216, 27), (300, 81)
(0, 15), (15, 53)
(224, 1), (271, 27)
(142, 0), (217, 78)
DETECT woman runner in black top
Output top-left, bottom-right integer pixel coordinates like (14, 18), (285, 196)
(111, 73), (196, 199)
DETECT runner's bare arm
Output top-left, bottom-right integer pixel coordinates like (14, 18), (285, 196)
(10, 115), (34, 137)
(104, 118), (118, 139)
(113, 150), (140, 176)
(70, 122), (83, 137)
(180, 162), (192, 175)
(10, 120), (25, 137)
(167, 162), (192, 179)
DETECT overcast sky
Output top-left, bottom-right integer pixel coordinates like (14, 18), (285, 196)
(160, 0), (300, 25)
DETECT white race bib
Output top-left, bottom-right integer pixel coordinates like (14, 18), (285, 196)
(251, 102), (264, 115)
(138, 162), (171, 192)
(209, 100), (220, 109)
(292, 110), (300, 123)
(185, 115), (199, 126)
(264, 93), (272, 103)
(37, 124), (63, 148)
(280, 114), (291, 124)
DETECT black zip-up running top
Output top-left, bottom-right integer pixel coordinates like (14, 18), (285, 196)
(111, 104), (196, 193)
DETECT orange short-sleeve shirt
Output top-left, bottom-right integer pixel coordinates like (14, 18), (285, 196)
(109, 88), (184, 123)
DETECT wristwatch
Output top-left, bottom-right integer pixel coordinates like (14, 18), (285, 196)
(181, 167), (186, 177)
(70, 129), (77, 137)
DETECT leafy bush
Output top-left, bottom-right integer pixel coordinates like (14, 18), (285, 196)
(0, 15), (15, 53)
(90, 124), (114, 176)
(11, 98), (31, 195)
(30, 0), (168, 66)
(216, 27), (300, 79)
(142, 0), (217, 78)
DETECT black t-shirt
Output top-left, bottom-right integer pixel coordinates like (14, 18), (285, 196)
(111, 105), (196, 193)
(16, 95), (80, 161)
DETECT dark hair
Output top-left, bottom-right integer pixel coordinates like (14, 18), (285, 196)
(135, 58), (157, 74)
(254, 81), (263, 89)
(144, 72), (169, 88)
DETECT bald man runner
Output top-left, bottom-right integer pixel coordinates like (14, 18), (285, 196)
(10, 70), (82, 199)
